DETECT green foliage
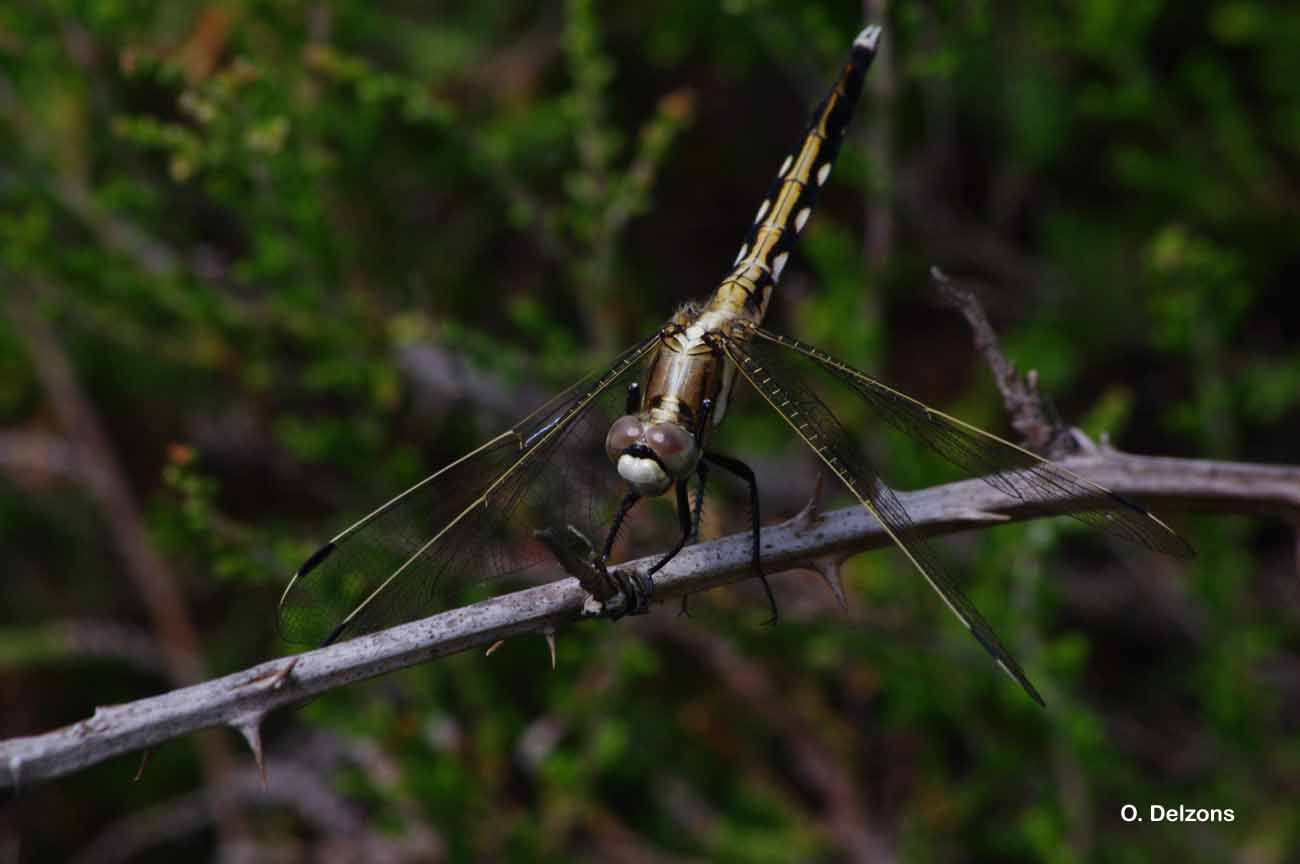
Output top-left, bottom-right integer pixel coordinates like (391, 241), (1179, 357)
(3, 1), (1298, 862)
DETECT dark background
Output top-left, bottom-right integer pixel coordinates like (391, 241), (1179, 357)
(2, 1), (1298, 861)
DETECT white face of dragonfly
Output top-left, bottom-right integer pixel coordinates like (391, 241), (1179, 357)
(605, 415), (699, 496)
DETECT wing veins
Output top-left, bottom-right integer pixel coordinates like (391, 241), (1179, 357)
(281, 334), (660, 643)
(749, 327), (1192, 558)
(721, 332), (1044, 705)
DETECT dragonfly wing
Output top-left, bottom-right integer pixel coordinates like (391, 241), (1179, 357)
(721, 328), (1044, 705)
(747, 327), (1193, 558)
(278, 335), (660, 646)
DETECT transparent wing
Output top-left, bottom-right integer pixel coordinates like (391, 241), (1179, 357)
(747, 327), (1193, 558)
(721, 329), (1045, 705)
(278, 335), (660, 646)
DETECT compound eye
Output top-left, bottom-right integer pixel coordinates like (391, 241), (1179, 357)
(645, 422), (697, 475)
(605, 415), (643, 464)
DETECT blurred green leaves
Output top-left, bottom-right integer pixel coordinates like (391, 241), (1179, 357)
(2, 1), (1297, 862)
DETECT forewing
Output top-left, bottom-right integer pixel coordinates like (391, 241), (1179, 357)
(722, 329), (1044, 705)
(278, 336), (659, 646)
(748, 327), (1193, 558)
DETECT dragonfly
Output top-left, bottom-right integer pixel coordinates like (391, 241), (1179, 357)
(278, 26), (1193, 705)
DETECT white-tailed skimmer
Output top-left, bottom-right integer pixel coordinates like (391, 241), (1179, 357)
(278, 27), (1193, 705)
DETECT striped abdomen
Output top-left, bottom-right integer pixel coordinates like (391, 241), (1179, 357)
(709, 26), (881, 322)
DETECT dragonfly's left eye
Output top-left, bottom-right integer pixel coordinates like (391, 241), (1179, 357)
(606, 415), (644, 464)
(645, 422), (697, 476)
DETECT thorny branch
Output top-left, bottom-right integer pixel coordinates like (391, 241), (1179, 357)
(4, 277), (1299, 792)
(3, 450), (1299, 788)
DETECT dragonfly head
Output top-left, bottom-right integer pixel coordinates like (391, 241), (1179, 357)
(605, 415), (698, 496)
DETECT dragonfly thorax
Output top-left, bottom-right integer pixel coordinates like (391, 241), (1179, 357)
(605, 414), (699, 496)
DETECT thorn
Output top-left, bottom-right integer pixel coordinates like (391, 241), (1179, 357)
(543, 628), (557, 670)
(269, 657), (298, 689)
(792, 474), (826, 531)
(485, 640), (505, 657)
(239, 657), (299, 691)
(811, 556), (849, 610)
(234, 714), (267, 788)
(132, 748), (153, 782)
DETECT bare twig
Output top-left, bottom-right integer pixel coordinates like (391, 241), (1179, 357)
(6, 297), (242, 834)
(397, 342), (549, 429)
(8, 299), (206, 685)
(0, 432), (87, 483)
(2, 451), (1297, 788)
(2, 620), (171, 679)
(931, 267), (1072, 455)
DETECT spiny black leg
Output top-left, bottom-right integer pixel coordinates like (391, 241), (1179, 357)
(600, 491), (641, 563)
(648, 478), (693, 579)
(598, 490), (642, 618)
(691, 398), (714, 544)
(677, 397), (717, 618)
(625, 382), (641, 414)
(690, 459), (709, 543)
(680, 461), (710, 618)
(703, 451), (778, 625)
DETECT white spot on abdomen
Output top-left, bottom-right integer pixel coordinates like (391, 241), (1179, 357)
(817, 163), (832, 186)
(773, 252), (789, 281)
(777, 155), (793, 177)
(854, 26), (882, 52)
(794, 208), (811, 233)
(754, 199), (770, 225)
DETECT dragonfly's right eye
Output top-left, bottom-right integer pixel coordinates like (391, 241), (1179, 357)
(605, 415), (644, 464)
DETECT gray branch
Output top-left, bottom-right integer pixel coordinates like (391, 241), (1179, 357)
(4, 452), (1297, 788)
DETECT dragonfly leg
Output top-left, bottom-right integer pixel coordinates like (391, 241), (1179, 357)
(642, 479), (694, 617)
(703, 451), (778, 625)
(690, 459), (709, 543)
(599, 491), (641, 563)
(647, 478), (694, 573)
(688, 398), (714, 545)
(679, 461), (710, 618)
(596, 490), (643, 619)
